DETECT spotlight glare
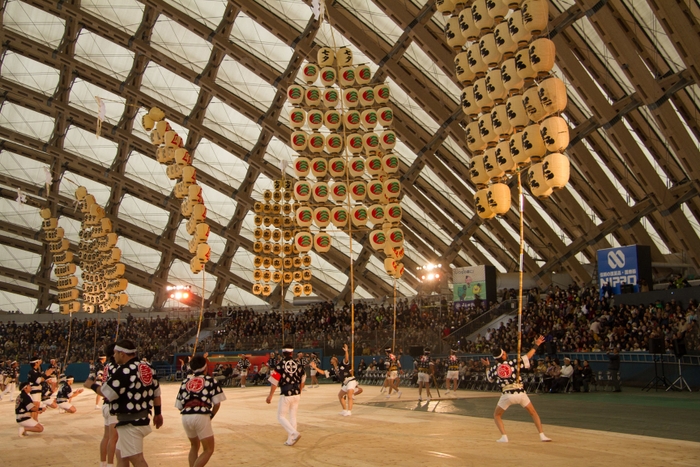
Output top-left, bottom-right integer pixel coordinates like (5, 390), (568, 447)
(175, 292), (182, 300)
(182, 292), (189, 299)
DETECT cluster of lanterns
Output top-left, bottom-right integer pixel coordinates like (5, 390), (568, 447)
(40, 208), (79, 314)
(142, 108), (211, 273)
(251, 179), (313, 297)
(288, 46), (406, 280)
(440, 0), (570, 218)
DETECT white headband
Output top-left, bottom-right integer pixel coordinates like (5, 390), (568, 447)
(114, 345), (137, 354)
(282, 348), (293, 353)
(495, 349), (505, 359)
(193, 362), (208, 373)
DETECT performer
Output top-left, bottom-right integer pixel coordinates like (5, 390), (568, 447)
(85, 339), (163, 466)
(310, 344), (363, 416)
(56, 375), (83, 413)
(27, 357), (53, 421)
(382, 347), (402, 398)
(94, 353), (108, 409)
(237, 355), (251, 388)
(416, 348), (434, 402)
(445, 347), (460, 395)
(96, 344), (118, 467)
(265, 346), (304, 446)
(16, 382), (45, 437)
(309, 352), (321, 388)
(480, 336), (552, 443)
(0, 361), (19, 400)
(47, 358), (61, 393)
(175, 355), (226, 467)
(297, 352), (310, 391)
(40, 379), (58, 410)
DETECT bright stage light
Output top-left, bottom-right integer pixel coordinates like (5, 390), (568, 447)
(175, 292), (182, 300)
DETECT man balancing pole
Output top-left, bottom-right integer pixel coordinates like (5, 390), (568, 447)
(481, 336), (552, 443)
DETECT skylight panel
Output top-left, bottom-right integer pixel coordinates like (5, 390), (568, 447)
(74, 30), (135, 81)
(125, 150), (176, 196)
(313, 25), (378, 72)
(255, 0), (310, 32)
(194, 138), (247, 190)
(59, 172), (111, 207)
(118, 194), (170, 235)
(57, 217), (83, 245)
(119, 237), (162, 274)
(580, 138), (633, 207)
(124, 283), (155, 309)
(392, 140), (418, 166)
(419, 164), (471, 217)
(205, 230), (225, 264)
(230, 12), (294, 73)
(400, 195), (452, 245)
(151, 16), (213, 74)
(621, 116), (670, 188)
(3, 0), (65, 48)
(386, 77), (440, 133)
(308, 251), (346, 291)
(353, 285), (373, 299)
(230, 248), (257, 284)
(216, 56), (277, 111)
(404, 42), (461, 100)
(0, 102), (54, 142)
(0, 199), (41, 231)
(165, 0), (227, 30)
(0, 150), (49, 188)
(365, 255), (395, 290)
(63, 125), (119, 167)
(443, 134), (472, 168)
(141, 62), (201, 115)
(223, 282), (268, 307)
(0, 292), (38, 314)
(204, 96), (261, 151)
(81, 0), (144, 35)
(0, 51), (60, 95)
(264, 136), (297, 170)
(0, 245), (40, 274)
(639, 216), (671, 255)
(337, 0), (403, 45)
(70, 79), (126, 127)
(169, 258), (217, 298)
(470, 236), (507, 272)
(197, 183), (237, 226)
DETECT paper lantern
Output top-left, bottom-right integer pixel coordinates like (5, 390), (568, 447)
(325, 110), (342, 131)
(54, 250), (74, 264)
(314, 232), (331, 253)
(484, 147), (505, 180)
(455, 51), (476, 85)
(508, 9), (532, 47)
(368, 204), (385, 224)
(363, 132), (380, 154)
(474, 188), (495, 219)
(351, 206), (368, 226)
(501, 58), (524, 96)
(472, 0), (494, 33)
(491, 104), (512, 138)
(174, 148), (192, 166)
(486, 68), (507, 105)
(473, 77), (493, 113)
(323, 88), (340, 107)
(386, 227), (405, 248)
(349, 157), (365, 178)
(164, 131), (182, 148)
(370, 230), (387, 251)
(142, 114), (154, 131)
(539, 76), (567, 116)
(291, 131), (308, 151)
(361, 109), (378, 130)
(350, 181), (367, 201)
(522, 123), (547, 163)
(156, 147), (174, 164)
(377, 107), (394, 127)
(325, 133), (343, 153)
(487, 0), (509, 22)
(359, 86), (375, 107)
(318, 47), (334, 67)
(310, 157), (328, 178)
(529, 38), (555, 77)
(347, 133), (364, 154)
(466, 121), (486, 153)
(384, 179), (401, 199)
(343, 88), (360, 109)
(459, 7), (478, 42)
(330, 181), (347, 201)
(461, 86), (478, 118)
(366, 156), (383, 175)
(355, 65), (372, 85)
(487, 183), (511, 215)
(384, 258), (397, 275)
(385, 245), (405, 260)
(380, 131), (397, 151)
(294, 181), (311, 202)
(344, 110), (361, 130)
(528, 162), (553, 198)
(307, 109), (324, 130)
(374, 84), (390, 104)
(331, 207), (348, 227)
(522, 0), (549, 36)
(540, 116), (569, 152)
(337, 47), (353, 67)
(436, 0), (457, 15)
(319, 66), (336, 87)
(312, 182), (330, 203)
(367, 180), (385, 201)
(329, 158), (346, 179)
(382, 153), (400, 174)
(295, 207), (313, 228)
(523, 85), (547, 123)
(288, 85), (304, 105)
(495, 139), (516, 174)
(478, 113), (498, 147)
(150, 121), (170, 145)
(303, 284), (313, 296)
(189, 256), (203, 274)
(295, 232), (313, 252)
(467, 43), (488, 78)
(470, 154), (490, 188)
(313, 207), (331, 228)
(494, 21), (517, 60)
(166, 164), (183, 180)
(182, 166), (197, 185)
(308, 133), (325, 153)
(542, 152), (570, 190)
(148, 107), (165, 122)
(294, 157), (310, 177)
(515, 47), (536, 82)
(301, 63), (319, 84)
(385, 203), (402, 224)
(445, 15), (466, 50)
(506, 94), (529, 131)
(305, 86), (321, 107)
(338, 66), (355, 87)
(479, 33), (502, 68)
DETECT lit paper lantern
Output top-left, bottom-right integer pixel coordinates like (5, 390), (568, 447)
(522, 0), (549, 36)
(539, 76), (567, 116)
(467, 43), (488, 78)
(314, 232), (331, 253)
(367, 180), (385, 201)
(366, 155), (384, 175)
(148, 107), (165, 122)
(294, 157), (310, 177)
(308, 133), (325, 153)
(487, 0), (509, 23)
(307, 109), (324, 130)
(381, 153), (400, 174)
(466, 121), (486, 153)
(479, 33), (502, 68)
(506, 94), (529, 131)
(288, 85), (304, 105)
(472, 0), (494, 33)
(484, 147), (504, 180)
(380, 130), (397, 151)
(470, 154), (490, 188)
(295, 206), (313, 228)
(338, 66), (355, 87)
(523, 85), (547, 123)
(491, 104), (512, 138)
(370, 229), (387, 250)
(529, 38), (555, 77)
(368, 204), (385, 224)
(515, 47), (536, 82)
(385, 245), (405, 260)
(347, 133), (364, 154)
(325, 110), (342, 131)
(522, 123), (547, 163)
(377, 107), (394, 127)
(325, 133), (343, 153)
(478, 113), (498, 147)
(542, 152), (570, 190)
(351, 206), (368, 226)
(361, 109), (378, 130)
(295, 232), (313, 252)
(318, 47), (334, 67)
(323, 88), (340, 108)
(436, 0), (457, 15)
(474, 188), (495, 219)
(303, 284), (313, 296)
(312, 182), (330, 203)
(540, 116), (569, 153)
(196, 243), (211, 264)
(473, 77), (493, 113)
(350, 181), (367, 201)
(331, 206), (348, 227)
(486, 68), (507, 105)
(319, 67), (336, 87)
(384, 258), (397, 275)
(313, 207), (331, 228)
(461, 85), (478, 118)
(355, 65), (372, 85)
(182, 166), (197, 185)
(164, 131), (182, 148)
(487, 183), (511, 215)
(301, 63), (319, 84)
(150, 120), (170, 145)
(156, 147), (174, 164)
(508, 9), (532, 47)
(494, 21), (517, 60)
(344, 110), (361, 130)
(142, 114), (154, 131)
(383, 179), (401, 199)
(362, 132), (380, 154)
(349, 157), (365, 178)
(311, 157), (328, 178)
(385, 203), (402, 224)
(289, 108), (306, 129)
(329, 158), (346, 179)
(495, 139), (516, 174)
(459, 7), (478, 42)
(337, 47), (353, 67)
(291, 131), (308, 151)
(445, 15), (467, 50)
(330, 181), (347, 201)
(386, 228), (405, 249)
(374, 84), (390, 104)
(528, 162), (553, 198)
(359, 86), (375, 107)
(501, 58), (524, 96)
(294, 181), (312, 202)
(306, 86), (322, 107)
(455, 51), (476, 85)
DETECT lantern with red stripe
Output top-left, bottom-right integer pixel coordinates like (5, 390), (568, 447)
(330, 182), (347, 201)
(295, 232), (313, 252)
(338, 66), (355, 87)
(368, 180), (385, 202)
(287, 85), (304, 105)
(310, 157), (328, 178)
(385, 203), (403, 225)
(351, 206), (368, 226)
(305, 86), (321, 107)
(295, 206), (313, 228)
(377, 107), (394, 127)
(366, 156), (383, 176)
(329, 158), (346, 179)
(380, 131), (397, 151)
(344, 110), (361, 130)
(363, 132), (380, 154)
(291, 131), (308, 152)
(370, 230), (387, 251)
(294, 157), (310, 177)
(312, 182), (329, 203)
(319, 67), (336, 87)
(325, 133), (343, 153)
(294, 181), (311, 202)
(355, 65), (372, 85)
(349, 157), (365, 178)
(289, 109), (306, 129)
(382, 154), (400, 174)
(314, 232), (331, 253)
(374, 84), (390, 104)
(343, 88), (359, 108)
(324, 110), (341, 130)
(313, 207), (331, 228)
(383, 179), (401, 200)
(350, 181), (367, 201)
(331, 207), (348, 227)
(323, 88), (339, 108)
(347, 133), (364, 154)
(301, 63), (318, 84)
(368, 204), (385, 225)
(307, 109), (324, 130)
(361, 109), (378, 130)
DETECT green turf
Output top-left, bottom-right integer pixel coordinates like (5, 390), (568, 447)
(361, 389), (700, 442)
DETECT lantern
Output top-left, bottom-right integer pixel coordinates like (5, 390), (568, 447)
(294, 156), (310, 177)
(291, 131), (308, 151)
(385, 203), (402, 224)
(366, 155), (384, 175)
(164, 131), (182, 148)
(362, 132), (380, 154)
(470, 154), (490, 188)
(344, 110), (361, 130)
(384, 179), (402, 199)
(540, 116), (569, 153)
(487, 0), (509, 23)
(361, 109), (378, 130)
(310, 157), (328, 178)
(347, 133), (364, 154)
(472, 0), (494, 33)
(331, 206), (348, 227)
(487, 183), (511, 215)
(522, 0), (549, 36)
(312, 182), (330, 203)
(355, 65), (372, 85)
(337, 47), (353, 67)
(501, 58), (524, 96)
(523, 85), (547, 123)
(445, 15), (466, 50)
(329, 158), (346, 179)
(367, 180), (385, 201)
(351, 206), (368, 226)
(148, 107), (165, 122)
(296, 207), (313, 228)
(307, 109), (324, 130)
(495, 139), (516, 174)
(508, 9), (532, 47)
(182, 166), (197, 185)
(529, 38), (556, 77)
(359, 86), (375, 107)
(459, 7), (478, 42)
(474, 77), (493, 113)
(478, 113), (498, 147)
(330, 181), (347, 201)
(539, 76), (567, 116)
(324, 110), (342, 131)
(380, 130), (397, 151)
(382, 153), (400, 174)
(542, 152), (570, 190)
(374, 84), (390, 104)
(522, 123), (547, 163)
(494, 21), (517, 60)
(515, 47), (536, 82)
(486, 68), (507, 105)
(479, 33), (502, 68)
(349, 157), (365, 178)
(319, 66), (336, 87)
(466, 121), (486, 153)
(301, 63), (319, 84)
(461, 86), (478, 118)
(323, 88), (340, 107)
(384, 258), (398, 275)
(190, 257), (204, 274)
(318, 47), (334, 67)
(455, 51), (476, 85)
(474, 188), (495, 219)
(386, 228), (405, 248)
(506, 94), (529, 131)
(368, 204), (385, 224)
(377, 107), (394, 127)
(287, 85), (304, 105)
(325, 133), (343, 153)
(338, 66), (355, 87)
(289, 108), (306, 129)
(313, 207), (331, 228)
(385, 245), (405, 260)
(528, 162), (553, 198)
(314, 232), (332, 253)
(308, 133), (325, 153)
(295, 232), (313, 252)
(303, 284), (313, 296)
(370, 230), (387, 250)
(294, 181), (311, 202)
(305, 86), (322, 107)
(350, 181), (367, 201)
(491, 104), (512, 138)
(484, 147), (505, 180)
(467, 43), (488, 78)
(436, 0), (457, 15)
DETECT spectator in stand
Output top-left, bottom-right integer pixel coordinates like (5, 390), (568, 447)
(553, 357), (573, 393)
(608, 347), (621, 392)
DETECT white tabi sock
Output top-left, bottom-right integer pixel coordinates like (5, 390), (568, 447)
(497, 435), (509, 443)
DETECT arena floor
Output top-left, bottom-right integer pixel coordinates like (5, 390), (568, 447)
(1, 382), (698, 467)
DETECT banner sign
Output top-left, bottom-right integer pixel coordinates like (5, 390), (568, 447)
(453, 266), (487, 304)
(597, 245), (640, 296)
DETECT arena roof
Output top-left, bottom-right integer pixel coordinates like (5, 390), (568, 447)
(1, 0), (699, 313)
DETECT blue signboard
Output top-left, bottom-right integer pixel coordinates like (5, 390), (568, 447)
(597, 245), (640, 297)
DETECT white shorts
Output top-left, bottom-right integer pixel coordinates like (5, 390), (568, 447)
(58, 402), (73, 411)
(310, 369), (317, 376)
(341, 379), (358, 392)
(31, 393), (42, 403)
(386, 371), (398, 380)
(182, 414), (214, 440)
(116, 424), (152, 458)
(239, 371), (248, 377)
(497, 392), (532, 410)
(417, 373), (430, 384)
(102, 403), (117, 426)
(446, 371), (459, 380)
(18, 418), (39, 428)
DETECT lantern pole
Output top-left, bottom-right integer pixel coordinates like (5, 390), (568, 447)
(516, 169), (524, 385)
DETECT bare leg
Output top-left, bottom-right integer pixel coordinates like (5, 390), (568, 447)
(101, 426), (110, 463)
(338, 390), (347, 410)
(108, 424), (118, 464)
(346, 389), (354, 412)
(188, 437), (200, 467)
(494, 406), (507, 436)
(524, 403), (547, 434)
(194, 437), (215, 467)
